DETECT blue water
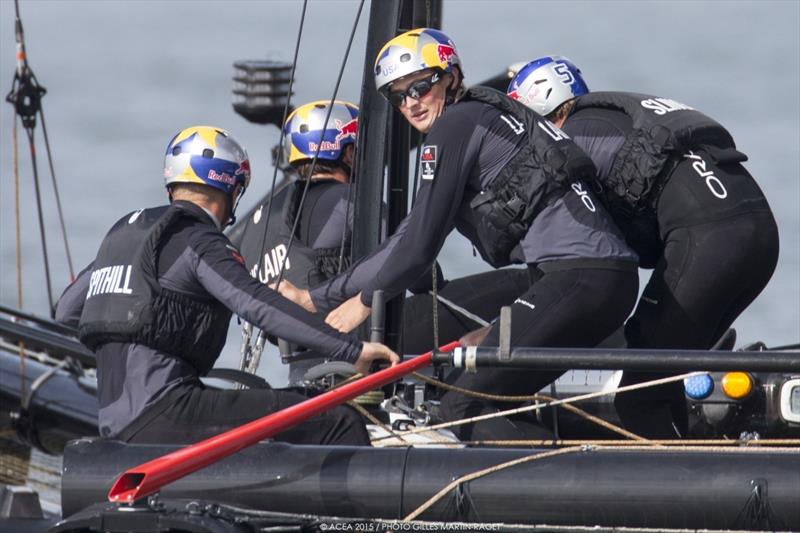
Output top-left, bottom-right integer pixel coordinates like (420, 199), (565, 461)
(1, 0), (798, 385)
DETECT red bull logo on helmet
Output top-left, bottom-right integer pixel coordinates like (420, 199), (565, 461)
(334, 118), (358, 144)
(208, 169), (236, 185)
(437, 44), (456, 65)
(234, 160), (251, 182)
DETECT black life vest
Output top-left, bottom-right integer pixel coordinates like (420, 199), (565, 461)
(570, 91), (744, 214)
(78, 202), (231, 375)
(246, 182), (350, 289)
(457, 86), (598, 267)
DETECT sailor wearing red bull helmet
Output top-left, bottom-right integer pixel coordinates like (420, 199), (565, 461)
(508, 56), (779, 438)
(238, 100), (361, 290)
(232, 100), (531, 374)
(54, 125), (399, 445)
(275, 29), (640, 441)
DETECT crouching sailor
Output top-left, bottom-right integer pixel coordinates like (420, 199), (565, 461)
(508, 57), (779, 438)
(55, 125), (398, 445)
(275, 30), (639, 441)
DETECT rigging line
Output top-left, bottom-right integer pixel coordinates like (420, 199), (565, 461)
(404, 446), (585, 521)
(346, 400), (413, 445)
(275, 0), (366, 291)
(252, 0), (308, 283)
(38, 107), (74, 280)
(410, 371), (644, 441)
(13, 111), (27, 408)
(432, 438), (800, 448)
(405, 442), (800, 523)
(375, 371), (700, 441)
(249, 0), (366, 373)
(237, 0), (308, 376)
(7, 0), (55, 316)
(24, 126), (56, 317)
(428, 292), (490, 327)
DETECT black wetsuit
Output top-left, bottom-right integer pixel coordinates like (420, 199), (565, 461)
(563, 102), (779, 438)
(309, 97), (639, 440)
(56, 201), (368, 445)
(234, 181), (353, 289)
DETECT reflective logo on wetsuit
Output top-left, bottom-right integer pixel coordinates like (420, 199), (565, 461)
(537, 120), (569, 142)
(251, 244), (291, 284)
(500, 114), (525, 135)
(86, 265), (133, 299)
(128, 209), (145, 224)
(640, 97), (694, 116)
(420, 145), (437, 180)
(571, 181), (597, 212)
(683, 151), (728, 199)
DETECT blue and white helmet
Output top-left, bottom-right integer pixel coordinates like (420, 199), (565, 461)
(507, 56), (589, 116)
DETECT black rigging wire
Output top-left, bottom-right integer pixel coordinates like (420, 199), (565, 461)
(39, 109), (74, 280)
(237, 0), (308, 373)
(24, 126), (55, 315)
(5, 0), (62, 316)
(252, 0), (308, 277)
(274, 0), (366, 291)
(246, 0), (366, 362)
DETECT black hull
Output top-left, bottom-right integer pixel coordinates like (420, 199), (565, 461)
(62, 439), (800, 530)
(0, 349), (97, 454)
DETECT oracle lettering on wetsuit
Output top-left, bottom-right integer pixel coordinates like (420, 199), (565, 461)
(683, 150), (728, 199)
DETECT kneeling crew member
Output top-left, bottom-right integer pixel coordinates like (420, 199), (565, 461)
(55, 125), (398, 445)
(508, 56), (779, 438)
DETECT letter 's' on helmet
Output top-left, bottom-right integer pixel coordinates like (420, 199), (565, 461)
(507, 56), (589, 116)
(283, 100), (359, 165)
(164, 126), (251, 196)
(374, 28), (461, 96)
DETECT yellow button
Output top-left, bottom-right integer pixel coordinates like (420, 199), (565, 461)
(721, 372), (753, 399)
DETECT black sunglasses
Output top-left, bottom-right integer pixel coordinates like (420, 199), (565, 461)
(386, 72), (442, 107)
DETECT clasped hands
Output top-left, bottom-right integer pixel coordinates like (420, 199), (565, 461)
(270, 279), (370, 333)
(270, 279), (393, 375)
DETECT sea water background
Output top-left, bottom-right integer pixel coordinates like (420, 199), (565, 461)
(1, 0), (798, 386)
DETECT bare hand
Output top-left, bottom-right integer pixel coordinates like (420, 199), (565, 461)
(270, 279), (316, 313)
(459, 324), (492, 346)
(355, 341), (400, 375)
(325, 293), (371, 333)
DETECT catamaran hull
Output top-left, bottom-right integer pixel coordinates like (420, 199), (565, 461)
(62, 439), (800, 530)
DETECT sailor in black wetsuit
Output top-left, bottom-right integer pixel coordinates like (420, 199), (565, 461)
(274, 30), (639, 441)
(238, 100), (361, 291)
(509, 56), (779, 438)
(232, 100), (531, 361)
(54, 125), (399, 445)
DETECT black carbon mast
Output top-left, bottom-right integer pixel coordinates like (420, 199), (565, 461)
(351, 0), (442, 352)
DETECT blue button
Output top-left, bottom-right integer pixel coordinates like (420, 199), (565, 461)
(684, 374), (714, 400)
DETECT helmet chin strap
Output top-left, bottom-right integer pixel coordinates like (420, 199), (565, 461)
(226, 185), (246, 228)
(444, 68), (462, 106)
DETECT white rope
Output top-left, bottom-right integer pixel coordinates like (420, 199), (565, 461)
(376, 371), (703, 441)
